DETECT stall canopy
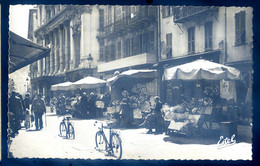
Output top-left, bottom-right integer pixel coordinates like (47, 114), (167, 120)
(107, 69), (157, 85)
(71, 76), (106, 90)
(163, 59), (241, 81)
(9, 31), (50, 73)
(51, 82), (73, 91)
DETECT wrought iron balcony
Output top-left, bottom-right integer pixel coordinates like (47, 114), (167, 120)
(172, 6), (219, 23)
(98, 7), (157, 38)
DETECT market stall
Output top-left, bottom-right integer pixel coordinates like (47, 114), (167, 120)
(162, 59), (241, 137)
(106, 69), (158, 126)
(51, 81), (73, 91)
(70, 76), (106, 90)
(50, 77), (107, 117)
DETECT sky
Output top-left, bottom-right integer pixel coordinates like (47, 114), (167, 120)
(9, 5), (34, 96)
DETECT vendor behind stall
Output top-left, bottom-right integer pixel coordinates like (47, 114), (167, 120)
(120, 90), (134, 127)
(140, 96), (164, 134)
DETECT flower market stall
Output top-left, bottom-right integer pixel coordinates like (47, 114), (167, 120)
(106, 69), (158, 126)
(162, 59), (241, 137)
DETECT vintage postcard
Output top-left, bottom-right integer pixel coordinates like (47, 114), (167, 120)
(7, 4), (253, 160)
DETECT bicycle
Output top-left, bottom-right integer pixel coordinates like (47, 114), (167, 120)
(94, 121), (122, 159)
(59, 114), (75, 139)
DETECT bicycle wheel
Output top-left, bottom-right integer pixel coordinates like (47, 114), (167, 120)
(59, 122), (66, 137)
(111, 133), (122, 159)
(95, 131), (107, 151)
(67, 123), (75, 139)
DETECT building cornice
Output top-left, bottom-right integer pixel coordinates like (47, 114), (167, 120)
(34, 5), (92, 38)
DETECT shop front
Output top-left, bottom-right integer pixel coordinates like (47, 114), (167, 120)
(161, 59), (242, 138)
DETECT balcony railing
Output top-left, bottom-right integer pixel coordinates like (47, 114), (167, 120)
(98, 7), (157, 38)
(172, 6), (219, 23)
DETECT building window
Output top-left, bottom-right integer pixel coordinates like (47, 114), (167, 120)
(105, 46), (109, 62)
(149, 31), (155, 53)
(111, 44), (116, 61)
(130, 6), (138, 18)
(116, 6), (122, 21)
(100, 46), (104, 61)
(99, 9), (104, 29)
(108, 6), (112, 25)
(133, 34), (143, 55)
(166, 33), (172, 59)
(139, 34), (143, 54)
(46, 9), (51, 21)
(117, 41), (121, 59)
(205, 21), (213, 51)
(162, 6), (172, 18)
(143, 32), (149, 53)
(235, 11), (246, 45)
(188, 27), (195, 54)
(124, 38), (131, 57)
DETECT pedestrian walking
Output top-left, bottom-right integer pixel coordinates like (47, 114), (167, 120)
(8, 91), (23, 136)
(31, 93), (46, 130)
(24, 93), (31, 110)
(17, 93), (26, 121)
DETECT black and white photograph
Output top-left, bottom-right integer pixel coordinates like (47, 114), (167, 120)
(7, 4), (253, 160)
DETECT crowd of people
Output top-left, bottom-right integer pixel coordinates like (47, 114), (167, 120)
(49, 90), (165, 133)
(8, 91), (47, 139)
(8, 89), (165, 141)
(51, 92), (111, 119)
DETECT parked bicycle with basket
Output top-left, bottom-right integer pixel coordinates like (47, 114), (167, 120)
(94, 121), (122, 159)
(59, 112), (75, 139)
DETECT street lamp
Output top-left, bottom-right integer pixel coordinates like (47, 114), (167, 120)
(87, 53), (93, 68)
(26, 77), (29, 93)
(87, 54), (93, 76)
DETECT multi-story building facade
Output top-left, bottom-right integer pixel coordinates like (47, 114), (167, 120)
(29, 5), (253, 111)
(28, 5), (100, 103)
(97, 6), (160, 99)
(159, 6), (253, 117)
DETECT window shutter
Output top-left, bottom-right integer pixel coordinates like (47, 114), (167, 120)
(241, 11), (246, 43)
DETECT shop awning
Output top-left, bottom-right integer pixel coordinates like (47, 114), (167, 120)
(50, 81), (73, 91)
(71, 76), (106, 90)
(107, 69), (157, 85)
(163, 59), (241, 81)
(9, 31), (50, 73)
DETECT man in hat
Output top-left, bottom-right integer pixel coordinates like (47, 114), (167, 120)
(140, 96), (164, 134)
(31, 93), (46, 130)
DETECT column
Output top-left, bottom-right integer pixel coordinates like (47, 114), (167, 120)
(49, 31), (53, 75)
(42, 37), (46, 75)
(46, 34), (50, 75)
(54, 29), (59, 73)
(64, 21), (71, 71)
(59, 25), (64, 72)
(70, 21), (74, 70)
(45, 35), (49, 75)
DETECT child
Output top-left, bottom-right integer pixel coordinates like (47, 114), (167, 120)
(25, 109), (31, 129)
